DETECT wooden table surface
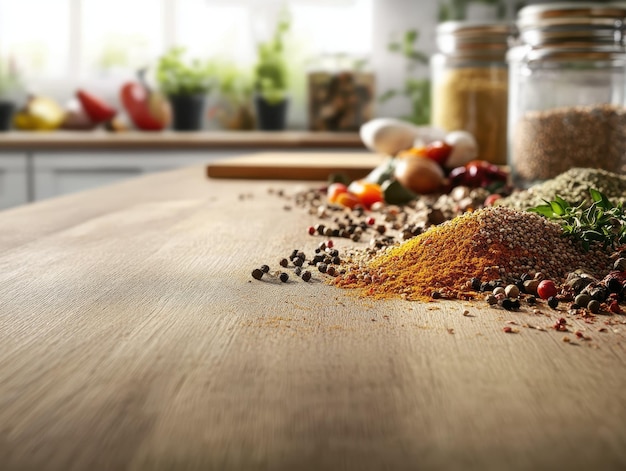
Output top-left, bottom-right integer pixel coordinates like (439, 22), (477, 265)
(0, 130), (363, 151)
(1, 161), (625, 471)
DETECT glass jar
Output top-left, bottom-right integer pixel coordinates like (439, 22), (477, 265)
(431, 21), (514, 165)
(507, 3), (626, 187)
(307, 54), (375, 132)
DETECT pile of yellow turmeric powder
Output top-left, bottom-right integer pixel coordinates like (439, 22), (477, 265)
(334, 206), (611, 301)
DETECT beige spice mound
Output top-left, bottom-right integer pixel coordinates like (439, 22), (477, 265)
(335, 206), (612, 301)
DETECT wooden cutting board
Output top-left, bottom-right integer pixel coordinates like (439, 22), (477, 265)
(206, 151), (385, 180)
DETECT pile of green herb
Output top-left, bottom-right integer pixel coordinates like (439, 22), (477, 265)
(499, 168), (626, 210)
(529, 188), (626, 251)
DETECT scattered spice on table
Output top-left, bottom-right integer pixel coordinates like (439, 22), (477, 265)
(334, 206), (611, 301)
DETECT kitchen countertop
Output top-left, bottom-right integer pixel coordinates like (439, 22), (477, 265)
(0, 130), (364, 151)
(1, 156), (625, 470)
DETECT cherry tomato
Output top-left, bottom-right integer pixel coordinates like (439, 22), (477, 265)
(335, 192), (361, 209)
(327, 182), (348, 204)
(348, 180), (383, 208)
(424, 140), (452, 166)
(537, 280), (558, 300)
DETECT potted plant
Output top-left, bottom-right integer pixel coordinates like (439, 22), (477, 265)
(0, 58), (20, 132)
(211, 61), (255, 130)
(253, 11), (290, 130)
(156, 47), (215, 131)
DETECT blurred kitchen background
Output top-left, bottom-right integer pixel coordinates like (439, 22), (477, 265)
(0, 0), (533, 131)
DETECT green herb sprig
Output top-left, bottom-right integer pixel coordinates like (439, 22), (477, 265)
(528, 188), (626, 251)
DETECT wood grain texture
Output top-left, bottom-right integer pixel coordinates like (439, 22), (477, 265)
(206, 152), (383, 180)
(0, 131), (364, 151)
(0, 164), (625, 471)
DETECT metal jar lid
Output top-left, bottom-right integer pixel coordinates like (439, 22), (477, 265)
(436, 20), (515, 59)
(516, 2), (626, 47)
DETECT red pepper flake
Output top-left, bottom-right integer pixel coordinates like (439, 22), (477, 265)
(326, 239), (334, 249)
(366, 217), (376, 225)
(308, 226), (316, 235)
(609, 300), (622, 314)
(503, 326), (518, 333)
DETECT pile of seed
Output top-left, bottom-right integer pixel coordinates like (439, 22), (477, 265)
(511, 104), (626, 183)
(335, 206), (612, 301)
(498, 167), (626, 211)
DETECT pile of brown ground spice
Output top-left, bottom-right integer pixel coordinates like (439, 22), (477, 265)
(334, 206), (612, 301)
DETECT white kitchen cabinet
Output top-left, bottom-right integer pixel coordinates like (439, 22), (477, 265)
(32, 151), (244, 200)
(0, 153), (28, 210)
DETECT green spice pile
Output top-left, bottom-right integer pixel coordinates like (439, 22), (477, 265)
(499, 168), (626, 210)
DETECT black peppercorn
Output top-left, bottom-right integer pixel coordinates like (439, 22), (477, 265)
(470, 277), (482, 291)
(293, 258), (304, 267)
(526, 295), (536, 305)
(302, 271), (312, 282)
(260, 264), (270, 273)
(431, 291), (442, 299)
(332, 256), (341, 265)
(252, 268), (264, 280)
(499, 298), (513, 310)
(294, 267), (302, 276)
(279, 272), (289, 283)
(279, 258), (289, 268)
(547, 296), (559, 309)
(318, 263), (328, 273)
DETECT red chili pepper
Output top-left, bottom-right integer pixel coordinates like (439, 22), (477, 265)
(76, 89), (116, 123)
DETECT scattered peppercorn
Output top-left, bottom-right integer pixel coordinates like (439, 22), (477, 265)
(318, 263), (328, 274)
(294, 267), (302, 276)
(505, 284), (520, 299)
(431, 291), (442, 299)
(308, 226), (316, 235)
(279, 258), (289, 267)
(547, 296), (559, 309)
(279, 272), (289, 283)
(301, 271), (312, 282)
(252, 268), (264, 280)
(260, 264), (270, 273)
(526, 295), (536, 305)
(485, 293), (497, 305)
(587, 300), (601, 314)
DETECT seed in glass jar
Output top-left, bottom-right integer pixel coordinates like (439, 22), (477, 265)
(260, 264), (270, 273)
(279, 258), (289, 268)
(252, 268), (264, 280)
(279, 272), (289, 283)
(301, 270), (312, 282)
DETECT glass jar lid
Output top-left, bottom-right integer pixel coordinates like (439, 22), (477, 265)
(436, 20), (515, 59)
(517, 2), (626, 47)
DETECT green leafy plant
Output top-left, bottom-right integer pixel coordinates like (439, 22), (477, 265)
(528, 189), (626, 251)
(156, 47), (216, 96)
(254, 9), (290, 104)
(379, 30), (431, 125)
(0, 58), (20, 98)
(438, 0), (507, 21)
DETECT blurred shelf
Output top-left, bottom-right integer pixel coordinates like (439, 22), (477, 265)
(0, 130), (364, 151)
